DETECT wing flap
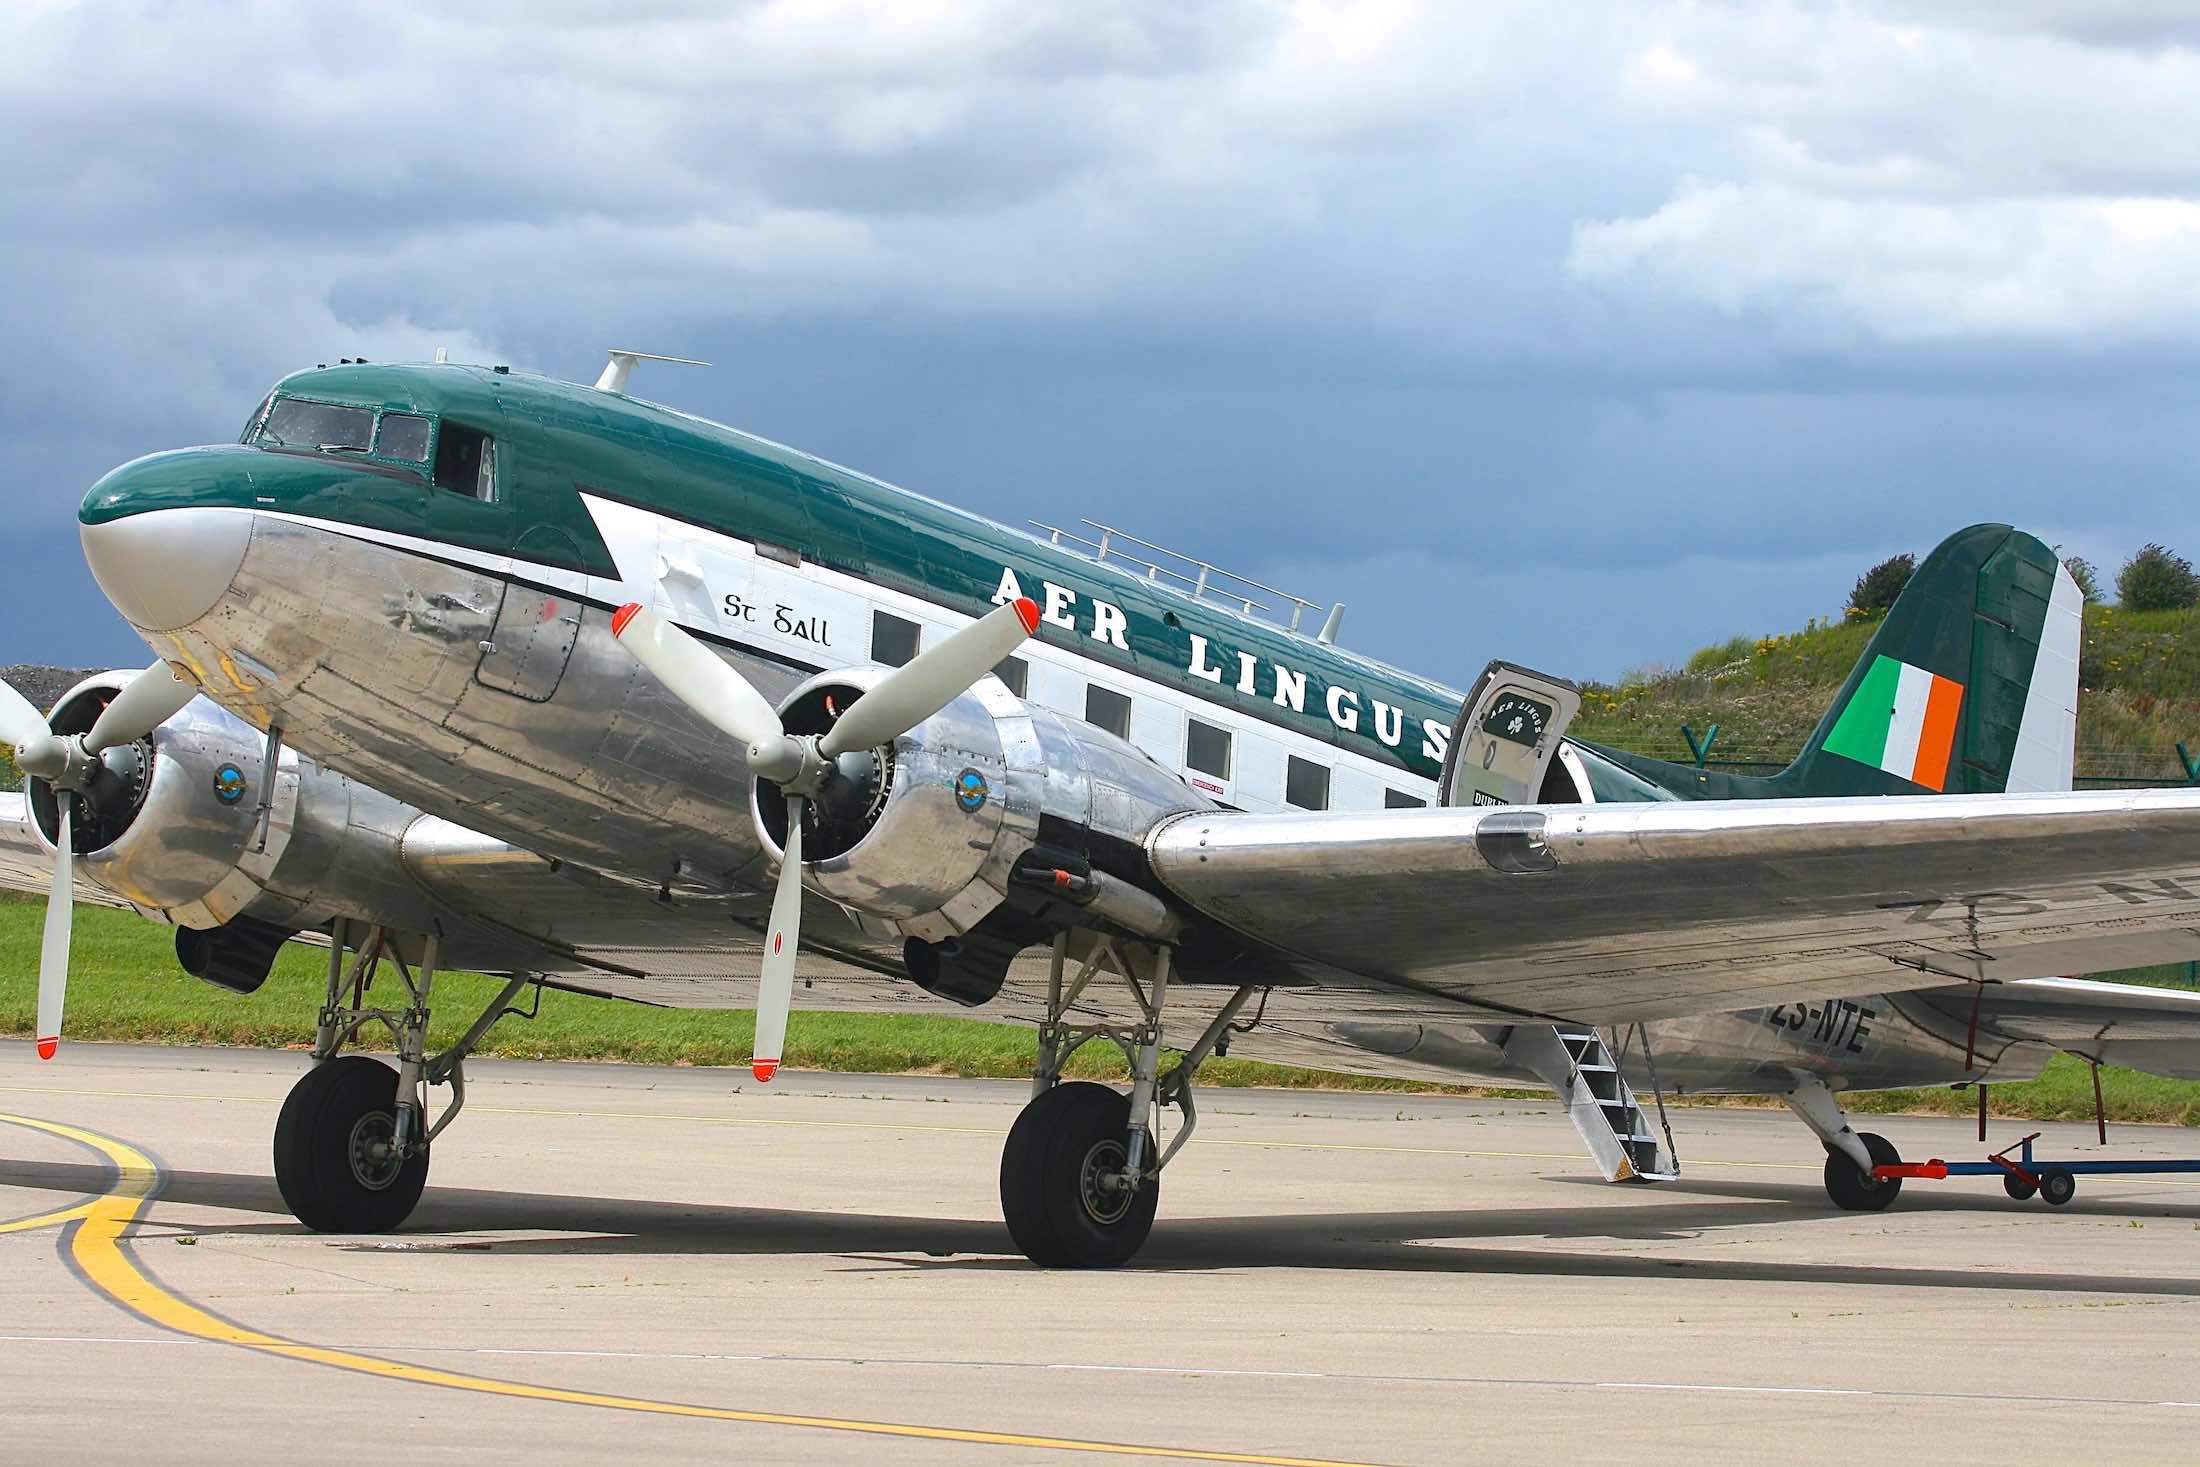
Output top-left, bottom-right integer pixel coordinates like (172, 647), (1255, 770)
(1147, 789), (2200, 1023)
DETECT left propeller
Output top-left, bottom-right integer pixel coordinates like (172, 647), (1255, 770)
(2, 661), (196, 1059)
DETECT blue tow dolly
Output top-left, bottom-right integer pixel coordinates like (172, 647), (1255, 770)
(1872, 1131), (2200, 1206)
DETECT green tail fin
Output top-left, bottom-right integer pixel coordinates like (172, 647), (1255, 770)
(1587, 525), (2083, 801)
(1782, 524), (2081, 796)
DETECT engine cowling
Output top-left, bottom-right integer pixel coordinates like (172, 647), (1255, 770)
(751, 666), (1214, 947)
(23, 672), (437, 940)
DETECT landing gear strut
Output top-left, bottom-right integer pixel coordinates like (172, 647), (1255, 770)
(1001, 933), (1256, 1268)
(1785, 1075), (1903, 1212)
(274, 919), (538, 1233)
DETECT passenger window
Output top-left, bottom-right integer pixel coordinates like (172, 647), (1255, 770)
(433, 424), (496, 500)
(1285, 755), (1330, 811)
(1085, 685), (1132, 740)
(1185, 718), (1232, 780)
(1385, 788), (1427, 809)
(872, 611), (921, 667)
(377, 413), (431, 462)
(992, 655), (1028, 697)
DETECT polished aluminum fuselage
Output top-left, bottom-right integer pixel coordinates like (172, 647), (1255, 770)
(26, 503), (2063, 1098)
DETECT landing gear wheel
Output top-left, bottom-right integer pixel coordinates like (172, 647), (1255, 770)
(1823, 1131), (1903, 1212)
(273, 1056), (429, 1232)
(1000, 1082), (1159, 1268)
(2038, 1167), (2077, 1207)
(2002, 1171), (2038, 1201)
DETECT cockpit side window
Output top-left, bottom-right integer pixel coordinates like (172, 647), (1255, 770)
(433, 423), (496, 501)
(376, 413), (431, 462)
(261, 398), (373, 452)
(240, 392), (275, 444)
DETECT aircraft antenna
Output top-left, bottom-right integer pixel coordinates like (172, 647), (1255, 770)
(596, 349), (710, 394)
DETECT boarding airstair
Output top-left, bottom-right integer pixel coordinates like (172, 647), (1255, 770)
(1501, 1024), (1680, 1182)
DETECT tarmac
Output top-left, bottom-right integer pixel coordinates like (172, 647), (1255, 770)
(2, 1042), (2198, 1466)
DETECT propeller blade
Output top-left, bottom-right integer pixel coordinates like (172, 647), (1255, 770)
(86, 661), (195, 752)
(0, 679), (64, 779)
(0, 678), (47, 751)
(36, 802), (71, 1060)
(611, 603), (800, 775)
(752, 794), (803, 1083)
(819, 597), (1039, 758)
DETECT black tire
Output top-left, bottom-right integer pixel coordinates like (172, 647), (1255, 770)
(2038, 1167), (2077, 1207)
(2002, 1170), (2038, 1201)
(1823, 1131), (1903, 1212)
(273, 1056), (429, 1233)
(1000, 1082), (1159, 1268)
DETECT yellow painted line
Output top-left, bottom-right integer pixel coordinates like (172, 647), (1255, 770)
(0, 1200), (96, 1234)
(0, 1113), (1388, 1467)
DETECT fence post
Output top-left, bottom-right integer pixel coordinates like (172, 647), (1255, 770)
(1681, 723), (1720, 770)
(2177, 742), (2200, 785)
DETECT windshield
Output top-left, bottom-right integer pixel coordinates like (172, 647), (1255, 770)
(261, 398), (373, 452)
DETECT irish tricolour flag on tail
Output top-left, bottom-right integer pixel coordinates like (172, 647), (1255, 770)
(1821, 655), (1966, 791)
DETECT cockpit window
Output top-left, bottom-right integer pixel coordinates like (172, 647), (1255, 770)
(240, 392), (274, 444)
(261, 398), (373, 452)
(376, 412), (431, 462)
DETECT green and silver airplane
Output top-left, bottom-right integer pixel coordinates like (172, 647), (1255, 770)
(4, 350), (2199, 1266)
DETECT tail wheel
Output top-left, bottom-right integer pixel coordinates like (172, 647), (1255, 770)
(1000, 1081), (1158, 1268)
(273, 1055), (429, 1233)
(1823, 1130), (1903, 1212)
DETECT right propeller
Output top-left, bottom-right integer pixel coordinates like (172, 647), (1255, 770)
(614, 597), (1040, 1082)
(1, 661), (198, 1060)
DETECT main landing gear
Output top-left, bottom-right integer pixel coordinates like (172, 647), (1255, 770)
(1784, 1075), (1904, 1213)
(274, 918), (538, 1233)
(1001, 934), (1257, 1268)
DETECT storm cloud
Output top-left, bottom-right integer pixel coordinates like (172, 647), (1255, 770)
(4, 1), (2195, 684)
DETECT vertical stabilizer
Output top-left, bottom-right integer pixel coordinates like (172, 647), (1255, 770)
(1783, 525), (2082, 797)
(1576, 525), (2085, 802)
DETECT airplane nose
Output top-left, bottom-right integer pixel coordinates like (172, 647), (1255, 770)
(80, 504), (253, 632)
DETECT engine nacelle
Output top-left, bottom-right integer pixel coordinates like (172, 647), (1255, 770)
(24, 672), (439, 936)
(753, 666), (1213, 945)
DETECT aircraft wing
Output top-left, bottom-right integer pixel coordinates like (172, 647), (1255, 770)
(1146, 788), (2200, 1024)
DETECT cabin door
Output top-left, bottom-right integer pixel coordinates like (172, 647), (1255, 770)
(1438, 661), (1583, 807)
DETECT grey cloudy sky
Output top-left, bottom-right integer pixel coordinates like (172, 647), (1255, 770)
(4, 0), (2195, 686)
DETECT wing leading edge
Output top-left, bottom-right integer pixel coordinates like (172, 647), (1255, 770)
(1146, 789), (2200, 1023)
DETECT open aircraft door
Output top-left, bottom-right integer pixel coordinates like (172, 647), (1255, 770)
(1437, 660), (1582, 807)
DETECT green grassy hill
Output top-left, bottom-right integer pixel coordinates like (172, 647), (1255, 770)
(1571, 603), (2200, 784)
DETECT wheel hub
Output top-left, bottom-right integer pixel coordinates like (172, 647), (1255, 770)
(346, 1111), (404, 1191)
(1078, 1138), (1134, 1225)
